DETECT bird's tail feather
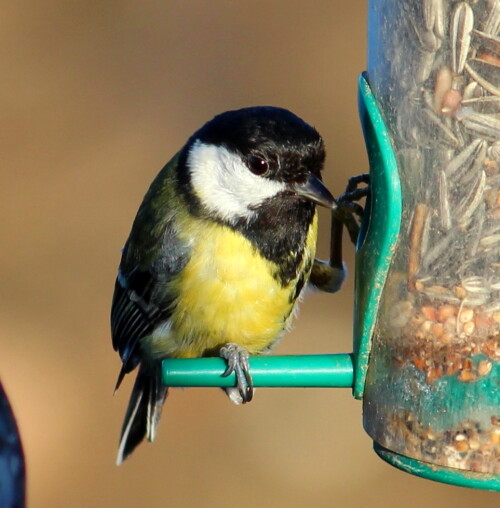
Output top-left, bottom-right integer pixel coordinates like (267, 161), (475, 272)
(116, 363), (168, 465)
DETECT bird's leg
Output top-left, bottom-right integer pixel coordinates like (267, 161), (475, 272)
(220, 343), (254, 404)
(309, 173), (369, 293)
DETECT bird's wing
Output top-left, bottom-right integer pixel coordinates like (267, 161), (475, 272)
(111, 268), (163, 366)
(111, 262), (178, 390)
(111, 156), (190, 388)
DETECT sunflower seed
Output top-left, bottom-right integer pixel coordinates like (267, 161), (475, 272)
(482, 0), (500, 37)
(455, 171), (486, 224)
(462, 81), (483, 101)
(444, 139), (486, 178)
(451, 2), (474, 74)
(410, 16), (442, 52)
(471, 28), (500, 55)
(464, 58), (500, 97)
(467, 203), (486, 257)
(439, 170), (452, 230)
(479, 233), (500, 249)
(461, 95), (500, 114)
(456, 107), (500, 140)
(461, 275), (490, 293)
(488, 141), (500, 160)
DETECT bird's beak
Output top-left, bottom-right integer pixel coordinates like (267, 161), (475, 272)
(293, 175), (337, 210)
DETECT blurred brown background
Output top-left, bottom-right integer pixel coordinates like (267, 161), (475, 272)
(1, 1), (497, 507)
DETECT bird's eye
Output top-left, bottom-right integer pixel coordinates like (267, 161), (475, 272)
(248, 156), (269, 175)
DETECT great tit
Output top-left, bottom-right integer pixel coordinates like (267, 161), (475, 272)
(111, 106), (354, 464)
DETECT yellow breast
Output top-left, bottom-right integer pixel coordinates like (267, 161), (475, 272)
(148, 214), (318, 359)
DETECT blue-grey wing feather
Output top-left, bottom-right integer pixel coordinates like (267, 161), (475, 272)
(111, 157), (191, 382)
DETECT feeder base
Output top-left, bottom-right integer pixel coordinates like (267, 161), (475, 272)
(374, 442), (500, 492)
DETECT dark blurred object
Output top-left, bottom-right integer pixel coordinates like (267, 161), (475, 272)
(0, 381), (25, 508)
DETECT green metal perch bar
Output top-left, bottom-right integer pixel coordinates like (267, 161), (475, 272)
(162, 354), (354, 388)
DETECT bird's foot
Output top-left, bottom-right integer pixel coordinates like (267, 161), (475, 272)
(339, 173), (370, 205)
(335, 173), (370, 244)
(220, 343), (254, 405)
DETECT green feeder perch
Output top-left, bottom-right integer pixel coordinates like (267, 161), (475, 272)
(163, 0), (500, 491)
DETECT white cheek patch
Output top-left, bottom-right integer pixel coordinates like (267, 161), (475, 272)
(187, 140), (287, 222)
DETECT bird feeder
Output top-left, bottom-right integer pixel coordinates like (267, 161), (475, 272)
(162, 0), (500, 490)
(361, 0), (500, 488)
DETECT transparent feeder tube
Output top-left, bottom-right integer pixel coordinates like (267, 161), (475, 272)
(363, 0), (500, 474)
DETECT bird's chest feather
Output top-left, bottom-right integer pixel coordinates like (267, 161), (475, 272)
(152, 217), (317, 358)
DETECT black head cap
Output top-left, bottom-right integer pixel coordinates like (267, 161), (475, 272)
(183, 106), (325, 184)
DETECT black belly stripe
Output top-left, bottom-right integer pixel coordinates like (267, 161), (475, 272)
(234, 197), (315, 287)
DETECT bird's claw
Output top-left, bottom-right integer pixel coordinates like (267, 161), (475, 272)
(334, 173), (370, 244)
(220, 343), (254, 404)
(340, 173), (370, 199)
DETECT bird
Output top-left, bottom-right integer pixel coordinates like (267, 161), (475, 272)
(111, 106), (360, 464)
